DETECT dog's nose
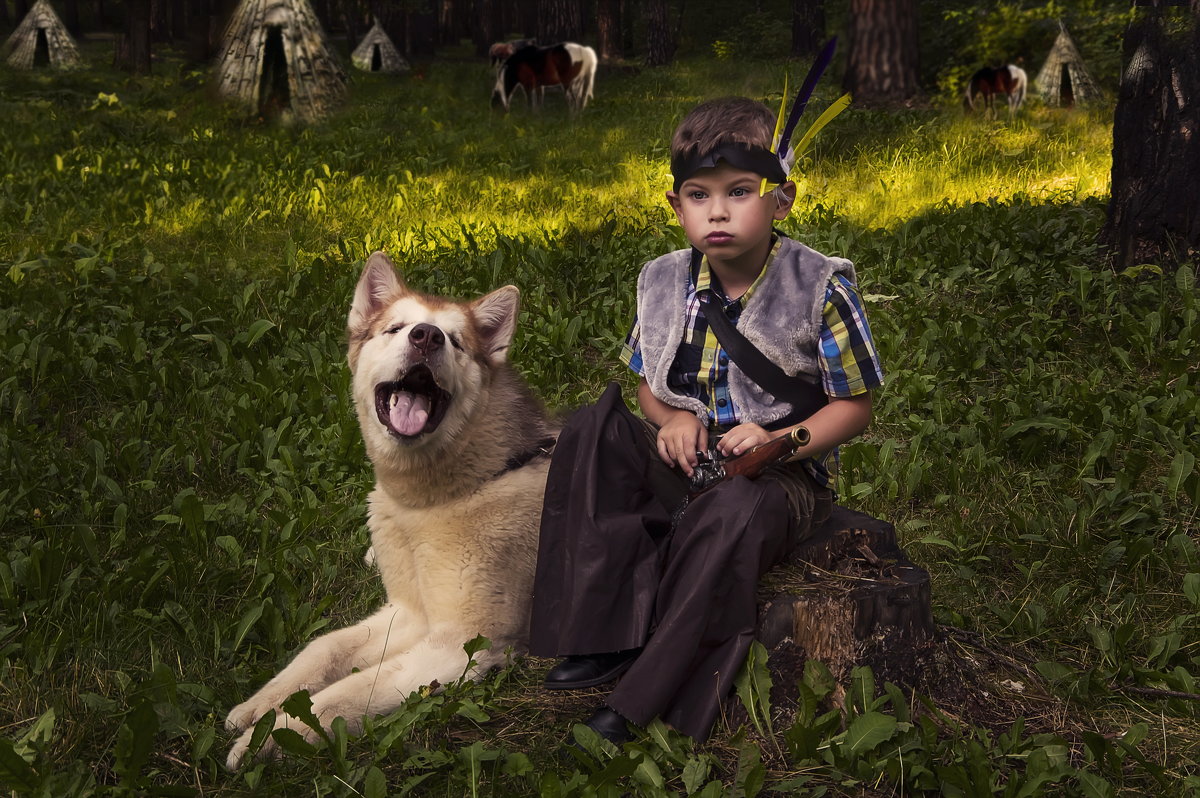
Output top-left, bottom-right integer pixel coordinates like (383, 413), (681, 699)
(409, 323), (445, 354)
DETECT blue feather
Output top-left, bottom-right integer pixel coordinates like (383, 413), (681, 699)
(778, 37), (838, 149)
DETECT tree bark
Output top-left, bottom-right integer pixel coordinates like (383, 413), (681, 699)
(645, 0), (673, 66)
(597, 0), (621, 62)
(756, 506), (934, 681)
(471, 0), (499, 57)
(842, 0), (920, 106)
(1, 0), (12, 29)
(538, 0), (580, 43)
(791, 0), (825, 57)
(117, 0), (153, 74)
(1103, 2), (1200, 269)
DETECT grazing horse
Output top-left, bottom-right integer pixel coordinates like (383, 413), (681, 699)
(492, 42), (597, 112)
(965, 64), (1027, 114)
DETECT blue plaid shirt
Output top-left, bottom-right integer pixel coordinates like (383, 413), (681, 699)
(620, 244), (884, 486)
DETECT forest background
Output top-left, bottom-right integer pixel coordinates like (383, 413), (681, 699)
(2, 0), (1199, 796)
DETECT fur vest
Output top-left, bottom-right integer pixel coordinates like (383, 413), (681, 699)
(635, 236), (856, 427)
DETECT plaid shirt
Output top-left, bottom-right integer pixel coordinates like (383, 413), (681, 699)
(620, 242), (884, 487)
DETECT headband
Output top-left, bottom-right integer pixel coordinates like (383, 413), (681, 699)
(670, 143), (786, 193)
(669, 38), (852, 197)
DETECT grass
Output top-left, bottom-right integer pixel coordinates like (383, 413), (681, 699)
(1, 39), (1198, 796)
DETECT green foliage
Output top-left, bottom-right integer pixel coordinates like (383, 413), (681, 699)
(0, 35), (1197, 798)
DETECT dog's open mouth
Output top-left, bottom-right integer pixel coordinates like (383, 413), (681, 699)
(374, 364), (451, 439)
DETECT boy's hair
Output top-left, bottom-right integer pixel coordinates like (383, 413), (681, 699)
(670, 97), (776, 161)
(670, 97), (794, 205)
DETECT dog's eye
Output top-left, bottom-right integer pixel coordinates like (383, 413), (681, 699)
(384, 324), (406, 335)
(448, 334), (464, 351)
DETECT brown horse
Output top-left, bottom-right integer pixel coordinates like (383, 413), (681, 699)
(965, 64), (1027, 114)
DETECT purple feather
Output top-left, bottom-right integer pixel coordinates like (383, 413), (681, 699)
(778, 37), (838, 150)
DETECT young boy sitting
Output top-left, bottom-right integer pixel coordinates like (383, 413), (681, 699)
(528, 95), (885, 745)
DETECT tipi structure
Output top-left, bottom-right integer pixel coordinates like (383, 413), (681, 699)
(351, 19), (409, 73)
(1036, 22), (1102, 107)
(4, 0), (82, 70)
(213, 0), (346, 123)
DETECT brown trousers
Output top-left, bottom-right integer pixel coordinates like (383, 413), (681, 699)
(529, 383), (830, 741)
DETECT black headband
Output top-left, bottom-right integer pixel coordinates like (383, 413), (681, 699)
(670, 143), (788, 193)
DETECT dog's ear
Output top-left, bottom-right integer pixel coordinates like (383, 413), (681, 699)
(350, 252), (406, 331)
(472, 285), (520, 364)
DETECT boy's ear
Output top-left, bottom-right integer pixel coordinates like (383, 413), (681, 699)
(773, 181), (797, 220)
(665, 190), (684, 221)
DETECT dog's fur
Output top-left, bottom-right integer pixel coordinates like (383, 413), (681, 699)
(225, 252), (556, 769)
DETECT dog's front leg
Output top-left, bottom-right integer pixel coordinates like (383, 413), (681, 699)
(225, 603), (424, 767)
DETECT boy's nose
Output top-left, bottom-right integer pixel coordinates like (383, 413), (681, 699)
(708, 200), (729, 221)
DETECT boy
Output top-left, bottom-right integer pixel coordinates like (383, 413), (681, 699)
(528, 96), (884, 745)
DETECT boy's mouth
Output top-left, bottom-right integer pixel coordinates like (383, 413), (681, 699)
(706, 231), (734, 244)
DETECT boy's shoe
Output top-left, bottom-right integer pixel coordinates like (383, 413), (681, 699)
(583, 705), (633, 745)
(543, 648), (640, 690)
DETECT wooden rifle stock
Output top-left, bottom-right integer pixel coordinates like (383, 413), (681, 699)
(687, 425), (811, 499)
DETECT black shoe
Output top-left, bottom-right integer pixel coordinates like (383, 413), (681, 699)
(584, 706), (633, 745)
(543, 649), (640, 690)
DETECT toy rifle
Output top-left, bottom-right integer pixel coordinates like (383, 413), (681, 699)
(687, 425), (812, 499)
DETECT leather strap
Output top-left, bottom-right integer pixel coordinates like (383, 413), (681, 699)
(691, 247), (828, 423)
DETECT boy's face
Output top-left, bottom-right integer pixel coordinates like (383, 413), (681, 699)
(666, 162), (795, 268)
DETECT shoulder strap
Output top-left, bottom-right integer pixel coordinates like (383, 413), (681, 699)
(691, 248), (828, 422)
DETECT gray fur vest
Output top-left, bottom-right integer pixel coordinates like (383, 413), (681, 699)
(635, 236), (856, 427)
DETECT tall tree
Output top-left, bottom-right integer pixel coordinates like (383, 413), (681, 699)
(1103, 1), (1200, 269)
(792, 0), (825, 57)
(115, 0), (153, 73)
(471, 0), (500, 57)
(597, 0), (621, 62)
(538, 0), (580, 43)
(645, 0), (673, 66)
(0, 0), (10, 28)
(842, 0), (920, 106)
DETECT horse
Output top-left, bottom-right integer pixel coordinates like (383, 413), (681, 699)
(964, 64), (1027, 114)
(492, 42), (597, 112)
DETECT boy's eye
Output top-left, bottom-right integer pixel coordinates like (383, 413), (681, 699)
(730, 187), (750, 197)
(688, 190), (707, 200)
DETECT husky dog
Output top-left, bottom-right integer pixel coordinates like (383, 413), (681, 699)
(225, 252), (557, 769)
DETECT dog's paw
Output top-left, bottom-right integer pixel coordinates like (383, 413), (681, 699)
(364, 545), (377, 568)
(225, 697), (274, 734)
(226, 726), (280, 770)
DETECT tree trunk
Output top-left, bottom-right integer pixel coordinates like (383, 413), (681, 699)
(151, 0), (171, 42)
(755, 506), (934, 684)
(538, 0), (580, 43)
(645, 0), (673, 66)
(842, 0), (920, 106)
(596, 0), (621, 62)
(1103, 2), (1200, 270)
(791, 0), (825, 57)
(1, 0), (12, 29)
(117, 0), (153, 74)
(471, 0), (499, 57)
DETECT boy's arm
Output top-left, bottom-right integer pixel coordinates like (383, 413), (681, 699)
(717, 392), (872, 459)
(637, 378), (709, 476)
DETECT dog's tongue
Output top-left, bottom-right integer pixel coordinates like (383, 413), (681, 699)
(389, 392), (429, 436)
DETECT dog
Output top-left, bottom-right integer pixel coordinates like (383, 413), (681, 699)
(225, 252), (557, 769)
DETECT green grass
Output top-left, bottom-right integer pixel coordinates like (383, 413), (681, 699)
(1, 40), (1198, 796)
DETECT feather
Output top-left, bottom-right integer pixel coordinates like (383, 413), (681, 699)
(790, 92), (852, 166)
(777, 37), (839, 149)
(770, 73), (789, 154)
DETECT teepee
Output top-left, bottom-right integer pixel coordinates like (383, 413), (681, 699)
(1036, 22), (1102, 107)
(213, 0), (346, 123)
(4, 0), (82, 70)
(351, 19), (408, 73)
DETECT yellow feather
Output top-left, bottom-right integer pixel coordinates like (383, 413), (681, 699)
(790, 93), (851, 167)
(771, 74), (788, 153)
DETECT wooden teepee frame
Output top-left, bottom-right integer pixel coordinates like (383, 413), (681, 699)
(4, 0), (82, 70)
(1035, 21), (1102, 107)
(213, 0), (346, 123)
(350, 19), (409, 74)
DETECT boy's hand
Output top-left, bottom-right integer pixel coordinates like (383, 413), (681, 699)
(656, 412), (707, 476)
(717, 423), (772, 457)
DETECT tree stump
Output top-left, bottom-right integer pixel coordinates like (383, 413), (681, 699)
(756, 505), (934, 679)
